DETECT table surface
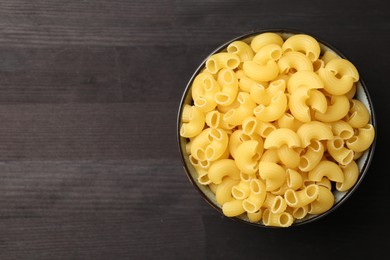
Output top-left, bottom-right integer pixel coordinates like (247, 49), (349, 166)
(0, 0), (388, 259)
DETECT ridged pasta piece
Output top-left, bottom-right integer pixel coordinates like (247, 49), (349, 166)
(346, 124), (375, 152)
(215, 177), (239, 204)
(243, 178), (267, 213)
(247, 209), (262, 223)
(191, 72), (221, 112)
(235, 140), (264, 174)
(284, 184), (319, 208)
(327, 137), (354, 165)
(298, 140), (324, 172)
(223, 92), (256, 126)
(277, 51), (313, 74)
(308, 160), (344, 182)
(205, 110), (221, 129)
(258, 162), (286, 191)
(347, 99), (370, 128)
(308, 186), (334, 215)
(232, 173), (253, 200)
(297, 121), (333, 147)
(190, 128), (228, 161)
(253, 43), (283, 64)
(222, 199), (245, 217)
(215, 68), (239, 106)
(326, 58), (359, 82)
(264, 128), (301, 149)
(286, 169), (303, 190)
(208, 159), (241, 184)
(330, 120), (354, 140)
(289, 86), (327, 122)
(180, 105), (205, 138)
(250, 32), (284, 52)
(227, 40), (254, 63)
(243, 60), (280, 82)
(314, 95), (350, 122)
(336, 161), (359, 191)
(277, 145), (300, 168)
(254, 91), (287, 122)
(206, 53), (240, 74)
(262, 209), (294, 227)
(282, 34), (321, 62)
(287, 71), (324, 93)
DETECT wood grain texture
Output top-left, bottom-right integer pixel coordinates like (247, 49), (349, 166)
(0, 0), (389, 259)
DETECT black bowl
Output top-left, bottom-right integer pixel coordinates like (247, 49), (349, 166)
(177, 29), (377, 227)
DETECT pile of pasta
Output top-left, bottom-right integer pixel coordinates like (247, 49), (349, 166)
(180, 33), (375, 227)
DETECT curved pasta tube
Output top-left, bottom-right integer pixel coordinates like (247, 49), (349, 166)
(277, 145), (300, 168)
(260, 149), (280, 163)
(347, 99), (370, 128)
(206, 53), (240, 74)
(228, 130), (262, 159)
(205, 110), (221, 129)
(316, 177), (332, 190)
(189, 155), (210, 170)
(250, 32), (284, 52)
(287, 71), (324, 93)
(232, 175), (252, 200)
(346, 84), (357, 100)
(262, 209), (294, 227)
(215, 177), (239, 204)
(289, 86), (327, 122)
(243, 60), (279, 82)
(327, 137), (354, 166)
(227, 40), (254, 63)
(313, 59), (325, 72)
(238, 74), (264, 93)
(308, 160), (344, 182)
(299, 140), (324, 172)
(315, 95), (350, 122)
(243, 178), (267, 213)
(326, 58), (359, 82)
(336, 161), (359, 191)
(286, 169), (303, 190)
(308, 186), (334, 215)
(250, 79), (286, 105)
(277, 51), (313, 74)
(264, 128), (301, 149)
(196, 167), (211, 185)
(346, 124), (375, 152)
(247, 209), (262, 223)
(191, 72), (221, 112)
(258, 162), (286, 191)
(253, 91), (287, 122)
(330, 120), (354, 140)
(223, 92), (256, 126)
(297, 121), (333, 147)
(284, 184), (319, 208)
(190, 128), (228, 161)
(215, 68), (239, 106)
(276, 113), (303, 132)
(208, 159), (241, 184)
(321, 50), (339, 64)
(180, 105), (205, 138)
(235, 140), (264, 174)
(318, 66), (355, 95)
(253, 44), (282, 64)
(282, 34), (321, 62)
(222, 199), (245, 217)
(242, 116), (275, 137)
(291, 205), (309, 220)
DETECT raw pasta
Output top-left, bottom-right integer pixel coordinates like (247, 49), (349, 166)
(180, 32), (375, 227)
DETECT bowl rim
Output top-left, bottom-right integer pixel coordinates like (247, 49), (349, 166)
(177, 28), (377, 228)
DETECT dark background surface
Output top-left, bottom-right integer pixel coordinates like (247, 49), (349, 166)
(0, 0), (388, 259)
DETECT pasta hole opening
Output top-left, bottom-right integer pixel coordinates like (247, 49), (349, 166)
(262, 125), (275, 137)
(307, 52), (316, 62)
(271, 50), (282, 61)
(232, 187), (246, 200)
(206, 60), (217, 74)
(199, 160), (210, 168)
(215, 93), (231, 105)
(243, 201), (256, 213)
(203, 78), (213, 91)
(305, 185), (318, 199)
(363, 124), (373, 130)
(289, 68), (297, 74)
(179, 126), (187, 137)
(279, 213), (290, 226)
(262, 209), (270, 225)
(333, 138), (344, 149)
(254, 105), (265, 115)
(189, 155), (199, 166)
(240, 172), (252, 182)
(285, 190), (297, 205)
(335, 73), (342, 79)
(209, 128), (222, 141)
(221, 69), (234, 83)
(310, 140), (321, 151)
(237, 93), (245, 104)
(198, 174), (210, 185)
(340, 130), (353, 140)
(347, 136), (358, 145)
(313, 59), (324, 72)
(293, 207), (305, 219)
(336, 182), (343, 191)
(243, 120), (256, 135)
(195, 149), (206, 161)
(286, 171), (292, 187)
(299, 157), (309, 171)
(250, 180), (260, 193)
(284, 47), (293, 53)
(272, 197), (282, 212)
(252, 153), (261, 161)
(194, 97), (207, 108)
(239, 133), (251, 142)
(209, 113), (220, 128)
(227, 45), (238, 54)
(226, 58), (239, 69)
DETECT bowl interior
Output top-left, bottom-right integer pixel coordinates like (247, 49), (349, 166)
(177, 30), (376, 227)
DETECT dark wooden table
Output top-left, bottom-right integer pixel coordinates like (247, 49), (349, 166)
(0, 0), (388, 259)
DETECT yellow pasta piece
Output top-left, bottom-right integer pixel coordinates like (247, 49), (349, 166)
(215, 68), (239, 106)
(287, 71), (324, 93)
(250, 32), (284, 52)
(262, 209), (294, 227)
(180, 105), (205, 138)
(264, 128), (301, 149)
(253, 43), (283, 64)
(297, 121), (334, 147)
(282, 34), (321, 62)
(235, 140), (264, 174)
(308, 160), (344, 182)
(223, 92), (256, 126)
(278, 51), (313, 74)
(243, 59), (280, 82)
(208, 159), (241, 184)
(330, 120), (354, 140)
(276, 113), (303, 132)
(315, 95), (350, 122)
(222, 199), (245, 217)
(254, 91), (287, 122)
(191, 72), (221, 112)
(243, 178), (267, 213)
(227, 40), (254, 63)
(232, 174), (252, 200)
(346, 124), (375, 152)
(215, 177), (239, 204)
(291, 205), (309, 220)
(308, 186), (334, 215)
(285, 184), (319, 208)
(258, 162), (286, 191)
(277, 145), (300, 168)
(327, 137), (354, 165)
(299, 140), (324, 172)
(286, 169), (303, 190)
(260, 149), (280, 163)
(206, 53), (240, 74)
(250, 79), (286, 105)
(347, 99), (370, 128)
(336, 161), (359, 191)
(247, 209), (262, 223)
